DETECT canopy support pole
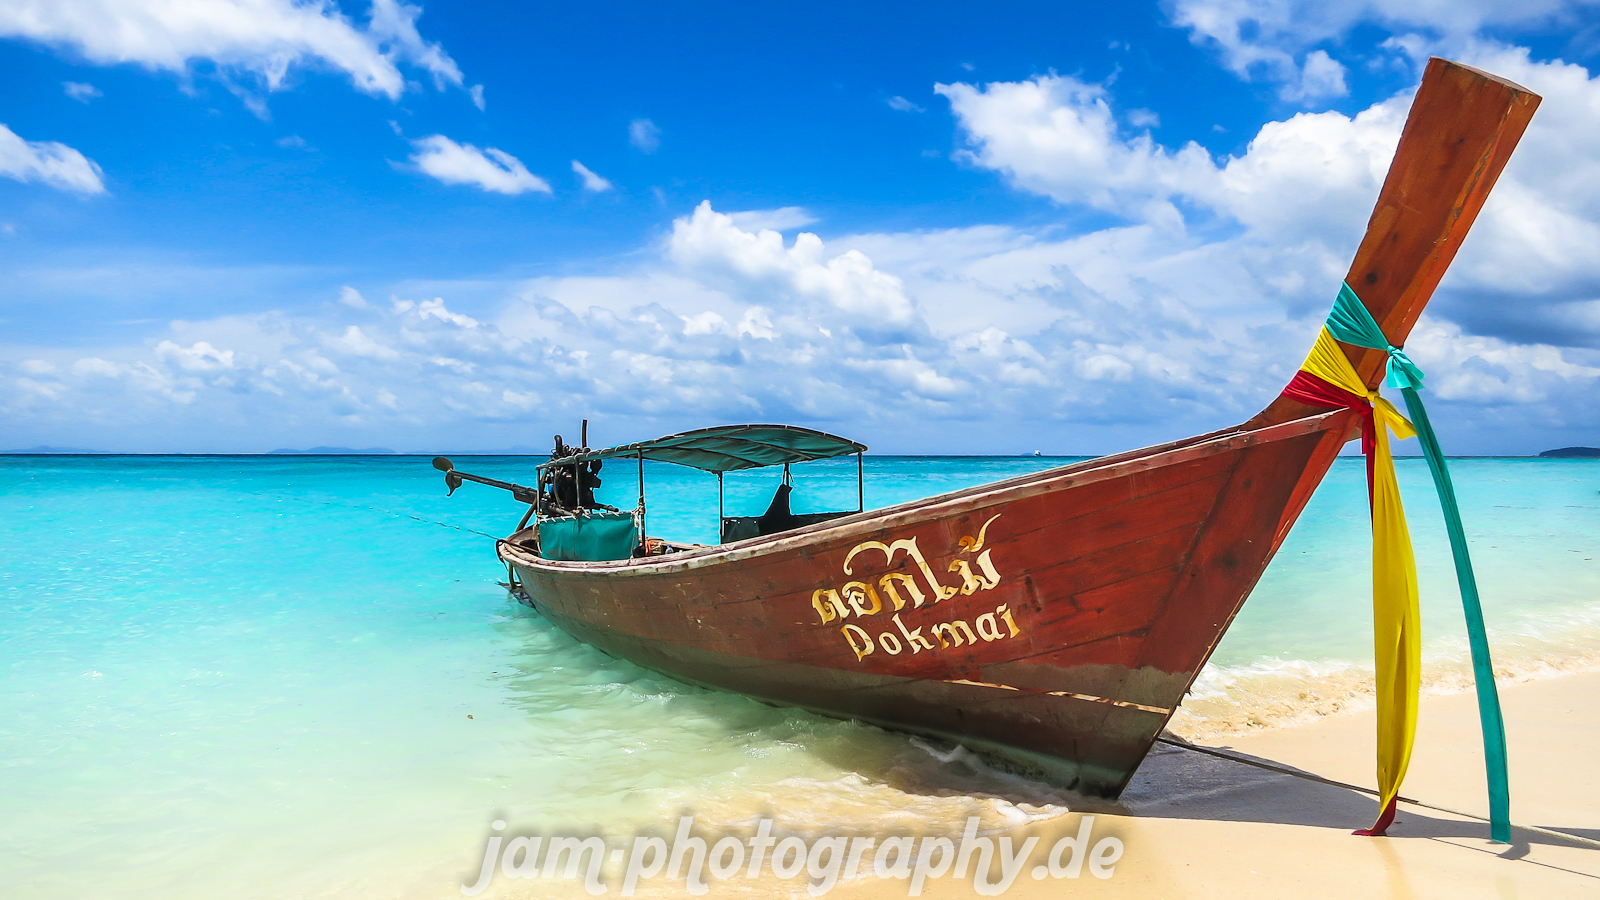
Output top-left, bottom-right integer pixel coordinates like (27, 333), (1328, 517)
(717, 471), (724, 543)
(637, 451), (646, 553)
(857, 451), (864, 512)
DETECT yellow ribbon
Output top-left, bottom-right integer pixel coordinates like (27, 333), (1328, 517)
(1301, 326), (1421, 820)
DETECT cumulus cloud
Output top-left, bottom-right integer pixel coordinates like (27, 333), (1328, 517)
(409, 135), (550, 195)
(155, 339), (233, 371)
(886, 95), (923, 112)
(62, 80), (101, 101)
(1406, 317), (1600, 404)
(328, 324), (398, 359)
(1168, 0), (1597, 100)
(0, 0), (463, 104)
(938, 69), (1407, 242)
(0, 123), (106, 194)
(935, 75), (1220, 222)
(668, 201), (917, 327)
(571, 159), (613, 192)
(629, 118), (660, 153)
(1278, 49), (1348, 103)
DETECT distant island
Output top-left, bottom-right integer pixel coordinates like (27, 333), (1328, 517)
(268, 446), (397, 455)
(2, 445), (104, 454)
(1539, 446), (1600, 458)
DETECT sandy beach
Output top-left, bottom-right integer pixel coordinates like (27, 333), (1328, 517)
(593, 670), (1598, 900)
(819, 669), (1600, 899)
(486, 670), (1599, 900)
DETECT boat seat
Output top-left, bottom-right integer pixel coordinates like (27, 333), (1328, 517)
(720, 511), (852, 543)
(537, 510), (640, 561)
(720, 483), (852, 542)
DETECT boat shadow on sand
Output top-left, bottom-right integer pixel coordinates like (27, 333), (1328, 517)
(1066, 740), (1600, 861)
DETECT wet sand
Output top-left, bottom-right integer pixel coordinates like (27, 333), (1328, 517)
(482, 671), (1599, 899)
(832, 669), (1600, 899)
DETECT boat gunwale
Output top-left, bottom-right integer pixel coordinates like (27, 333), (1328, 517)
(500, 409), (1351, 578)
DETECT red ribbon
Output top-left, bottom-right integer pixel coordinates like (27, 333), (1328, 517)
(1282, 369), (1378, 507)
(1355, 798), (1399, 837)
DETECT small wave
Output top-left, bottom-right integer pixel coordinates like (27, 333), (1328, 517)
(1169, 605), (1600, 741)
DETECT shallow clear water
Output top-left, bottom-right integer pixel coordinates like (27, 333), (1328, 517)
(1, 454), (1596, 897)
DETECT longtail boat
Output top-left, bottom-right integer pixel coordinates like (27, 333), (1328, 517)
(436, 58), (1538, 799)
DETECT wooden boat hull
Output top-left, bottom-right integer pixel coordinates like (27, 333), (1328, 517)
(502, 410), (1354, 795)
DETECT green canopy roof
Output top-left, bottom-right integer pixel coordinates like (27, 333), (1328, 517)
(540, 424), (866, 473)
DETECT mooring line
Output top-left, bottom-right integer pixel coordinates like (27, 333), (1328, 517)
(1153, 736), (1600, 851)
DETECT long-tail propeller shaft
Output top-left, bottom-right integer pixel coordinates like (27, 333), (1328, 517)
(432, 457), (539, 504)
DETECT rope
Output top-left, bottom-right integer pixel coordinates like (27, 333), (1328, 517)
(1153, 736), (1600, 850)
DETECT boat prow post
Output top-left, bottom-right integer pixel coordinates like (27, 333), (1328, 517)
(1250, 57), (1541, 431)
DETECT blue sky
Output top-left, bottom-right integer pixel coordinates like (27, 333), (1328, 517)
(4, 1), (1600, 454)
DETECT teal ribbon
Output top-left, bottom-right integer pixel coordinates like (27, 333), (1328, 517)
(1328, 283), (1427, 390)
(1326, 282), (1512, 844)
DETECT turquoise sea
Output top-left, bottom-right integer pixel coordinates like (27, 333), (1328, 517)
(2, 454), (1597, 898)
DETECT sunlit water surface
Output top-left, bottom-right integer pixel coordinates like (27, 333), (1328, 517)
(2, 454), (1595, 897)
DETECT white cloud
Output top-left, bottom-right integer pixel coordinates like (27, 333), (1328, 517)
(0, 123), (106, 194)
(1126, 108), (1160, 128)
(0, 0), (463, 104)
(937, 69), (1407, 242)
(339, 286), (368, 309)
(629, 118), (660, 153)
(571, 159), (613, 192)
(327, 324), (398, 359)
(1168, 0), (1596, 100)
(469, 83), (484, 110)
(408, 135), (550, 195)
(410, 297), (478, 327)
(725, 207), (818, 232)
(886, 95), (923, 112)
(668, 201), (917, 326)
(155, 339), (233, 371)
(71, 357), (121, 377)
(276, 134), (308, 149)
(1407, 317), (1600, 403)
(935, 75), (1219, 222)
(1279, 49), (1348, 103)
(62, 80), (101, 102)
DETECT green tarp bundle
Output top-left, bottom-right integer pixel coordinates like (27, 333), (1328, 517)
(538, 511), (639, 562)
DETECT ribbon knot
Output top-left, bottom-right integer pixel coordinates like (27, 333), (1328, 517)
(1383, 345), (1425, 391)
(1327, 282), (1426, 391)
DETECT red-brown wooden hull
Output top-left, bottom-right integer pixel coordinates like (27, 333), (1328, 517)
(502, 410), (1355, 795)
